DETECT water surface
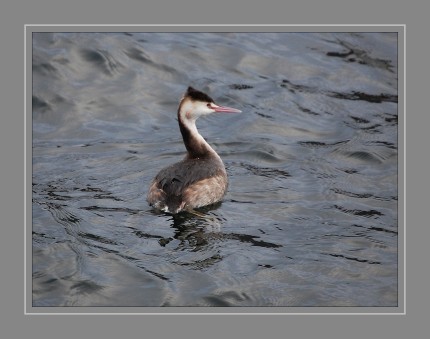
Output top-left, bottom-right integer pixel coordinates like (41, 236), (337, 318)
(32, 31), (398, 307)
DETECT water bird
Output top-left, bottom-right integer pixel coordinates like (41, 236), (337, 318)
(147, 86), (241, 214)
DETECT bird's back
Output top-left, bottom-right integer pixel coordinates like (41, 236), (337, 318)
(147, 155), (227, 213)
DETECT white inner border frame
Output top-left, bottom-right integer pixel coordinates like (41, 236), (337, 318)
(25, 24), (405, 315)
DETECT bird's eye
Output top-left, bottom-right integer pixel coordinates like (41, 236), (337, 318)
(207, 103), (211, 108)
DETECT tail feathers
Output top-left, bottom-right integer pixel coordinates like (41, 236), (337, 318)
(147, 182), (185, 214)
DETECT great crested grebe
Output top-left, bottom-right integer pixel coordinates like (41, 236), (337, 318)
(147, 86), (241, 214)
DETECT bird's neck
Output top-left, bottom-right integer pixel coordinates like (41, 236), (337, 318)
(178, 111), (216, 159)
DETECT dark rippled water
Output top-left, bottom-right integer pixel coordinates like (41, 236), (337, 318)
(32, 31), (398, 307)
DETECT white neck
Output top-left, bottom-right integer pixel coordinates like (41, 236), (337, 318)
(178, 104), (217, 159)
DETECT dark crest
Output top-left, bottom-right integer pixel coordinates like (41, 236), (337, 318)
(185, 86), (215, 103)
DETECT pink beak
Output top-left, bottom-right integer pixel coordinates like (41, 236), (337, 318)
(211, 104), (242, 113)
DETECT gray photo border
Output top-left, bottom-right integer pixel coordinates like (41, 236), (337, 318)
(25, 24), (405, 315)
